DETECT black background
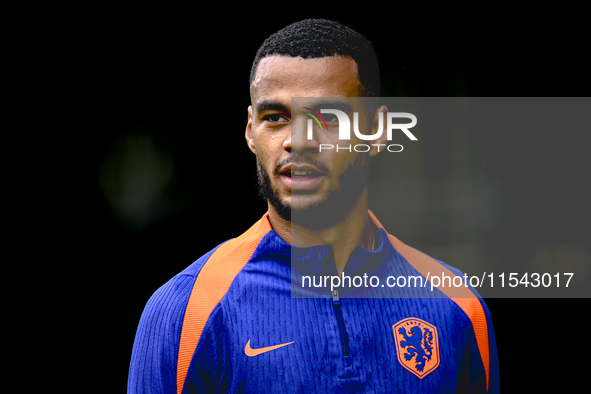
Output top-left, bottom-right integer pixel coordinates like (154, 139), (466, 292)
(31, 7), (589, 393)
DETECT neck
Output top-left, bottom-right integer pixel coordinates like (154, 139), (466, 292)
(268, 187), (374, 276)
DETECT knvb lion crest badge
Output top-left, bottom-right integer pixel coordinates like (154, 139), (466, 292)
(392, 318), (440, 379)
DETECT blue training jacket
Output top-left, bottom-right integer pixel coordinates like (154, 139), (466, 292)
(128, 212), (499, 393)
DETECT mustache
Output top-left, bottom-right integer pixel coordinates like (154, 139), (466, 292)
(274, 156), (330, 176)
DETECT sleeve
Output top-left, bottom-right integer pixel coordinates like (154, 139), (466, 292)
(443, 262), (500, 393)
(127, 274), (196, 394)
(479, 297), (499, 394)
(454, 295), (500, 393)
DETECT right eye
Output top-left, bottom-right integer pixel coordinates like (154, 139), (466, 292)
(263, 114), (289, 123)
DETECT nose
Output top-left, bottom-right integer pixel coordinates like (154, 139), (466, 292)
(283, 115), (320, 154)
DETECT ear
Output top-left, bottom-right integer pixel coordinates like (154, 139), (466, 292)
(369, 105), (389, 157)
(245, 105), (256, 154)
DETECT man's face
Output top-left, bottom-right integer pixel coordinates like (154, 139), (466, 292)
(246, 55), (381, 225)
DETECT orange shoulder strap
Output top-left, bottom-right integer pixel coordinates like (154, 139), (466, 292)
(176, 213), (272, 394)
(369, 210), (490, 392)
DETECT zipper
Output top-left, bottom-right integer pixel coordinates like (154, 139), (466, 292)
(331, 290), (350, 357)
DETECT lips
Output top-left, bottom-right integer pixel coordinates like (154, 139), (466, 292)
(279, 164), (327, 191)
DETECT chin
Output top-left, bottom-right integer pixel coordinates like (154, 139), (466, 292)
(290, 194), (350, 229)
(290, 194), (327, 211)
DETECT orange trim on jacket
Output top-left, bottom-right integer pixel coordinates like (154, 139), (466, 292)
(368, 210), (490, 392)
(177, 211), (491, 392)
(176, 214), (272, 394)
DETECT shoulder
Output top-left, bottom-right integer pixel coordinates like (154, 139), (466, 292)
(141, 213), (273, 326)
(175, 215), (274, 392)
(141, 238), (227, 313)
(384, 234), (499, 392)
(128, 241), (229, 394)
(151, 212), (274, 305)
(132, 239), (230, 347)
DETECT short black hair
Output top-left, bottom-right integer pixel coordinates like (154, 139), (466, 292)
(250, 19), (380, 97)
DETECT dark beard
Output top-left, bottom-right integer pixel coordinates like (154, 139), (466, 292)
(256, 155), (291, 222)
(256, 154), (369, 229)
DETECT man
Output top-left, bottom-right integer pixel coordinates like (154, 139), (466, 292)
(128, 19), (499, 393)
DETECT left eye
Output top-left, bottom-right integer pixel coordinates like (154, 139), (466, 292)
(321, 114), (339, 122)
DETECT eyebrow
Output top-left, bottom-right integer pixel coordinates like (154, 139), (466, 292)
(255, 99), (354, 114)
(256, 101), (289, 113)
(308, 100), (353, 113)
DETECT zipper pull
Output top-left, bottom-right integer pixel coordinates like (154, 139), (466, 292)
(331, 290), (341, 306)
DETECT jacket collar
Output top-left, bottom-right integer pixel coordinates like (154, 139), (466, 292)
(250, 211), (395, 278)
